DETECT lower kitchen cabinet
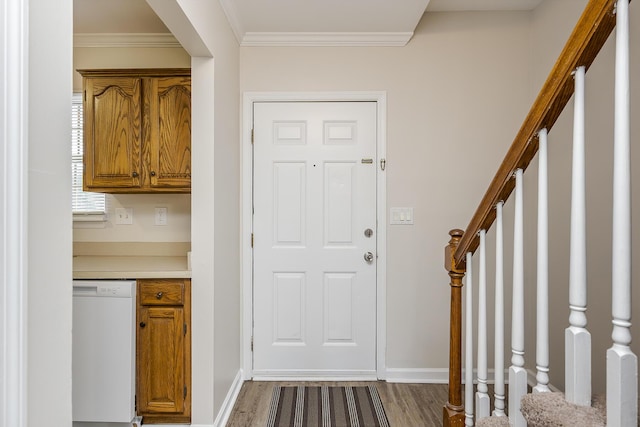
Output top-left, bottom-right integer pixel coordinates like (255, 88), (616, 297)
(137, 279), (191, 424)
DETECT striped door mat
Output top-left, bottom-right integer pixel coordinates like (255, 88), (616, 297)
(266, 385), (390, 427)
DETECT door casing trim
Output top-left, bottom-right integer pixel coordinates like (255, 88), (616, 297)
(241, 92), (387, 380)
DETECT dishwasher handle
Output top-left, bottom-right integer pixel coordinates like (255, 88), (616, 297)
(72, 284), (98, 296)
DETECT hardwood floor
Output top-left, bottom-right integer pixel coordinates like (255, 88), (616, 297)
(225, 381), (449, 426)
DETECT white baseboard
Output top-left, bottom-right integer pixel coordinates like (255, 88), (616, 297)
(386, 368), (510, 384)
(386, 368), (449, 383)
(213, 369), (244, 427)
(526, 368), (561, 392)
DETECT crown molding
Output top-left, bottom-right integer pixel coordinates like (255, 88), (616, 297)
(218, 0), (245, 44)
(240, 32), (414, 47)
(73, 33), (180, 48)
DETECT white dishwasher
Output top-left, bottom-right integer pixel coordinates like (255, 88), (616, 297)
(72, 280), (139, 427)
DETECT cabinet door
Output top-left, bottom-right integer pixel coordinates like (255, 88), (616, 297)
(147, 77), (191, 189)
(138, 306), (185, 414)
(84, 77), (142, 189)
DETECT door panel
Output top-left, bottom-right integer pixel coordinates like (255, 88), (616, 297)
(137, 306), (185, 414)
(84, 77), (142, 189)
(253, 102), (377, 376)
(148, 76), (192, 188)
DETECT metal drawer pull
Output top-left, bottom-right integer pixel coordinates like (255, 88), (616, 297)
(156, 291), (163, 299)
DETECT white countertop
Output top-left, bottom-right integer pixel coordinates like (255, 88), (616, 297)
(73, 255), (191, 279)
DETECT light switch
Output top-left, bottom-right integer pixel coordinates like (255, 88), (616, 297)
(390, 207), (414, 225)
(115, 208), (133, 225)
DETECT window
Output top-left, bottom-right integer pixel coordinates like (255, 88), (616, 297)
(72, 93), (106, 218)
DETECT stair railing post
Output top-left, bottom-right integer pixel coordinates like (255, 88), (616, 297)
(509, 168), (527, 427)
(493, 202), (506, 416)
(534, 128), (551, 394)
(607, 1), (637, 425)
(465, 251), (475, 427)
(476, 230), (490, 419)
(444, 229), (466, 427)
(566, 65), (592, 407)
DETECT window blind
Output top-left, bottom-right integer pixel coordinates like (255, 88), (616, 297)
(72, 93), (106, 214)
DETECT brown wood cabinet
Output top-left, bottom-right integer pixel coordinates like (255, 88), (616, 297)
(137, 279), (191, 424)
(78, 69), (191, 193)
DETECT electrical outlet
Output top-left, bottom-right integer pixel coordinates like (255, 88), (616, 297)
(155, 207), (168, 226)
(115, 208), (133, 225)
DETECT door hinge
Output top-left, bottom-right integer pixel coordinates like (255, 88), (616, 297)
(251, 233), (254, 248)
(184, 323), (187, 336)
(184, 385), (187, 399)
(380, 158), (386, 171)
(251, 336), (254, 352)
(251, 128), (254, 144)
(84, 90), (86, 102)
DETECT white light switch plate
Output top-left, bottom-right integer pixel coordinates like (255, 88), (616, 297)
(115, 208), (133, 225)
(390, 207), (414, 225)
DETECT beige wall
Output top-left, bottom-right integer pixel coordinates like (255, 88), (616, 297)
(241, 11), (532, 372)
(524, 0), (640, 394)
(72, 46), (192, 244)
(73, 46), (190, 91)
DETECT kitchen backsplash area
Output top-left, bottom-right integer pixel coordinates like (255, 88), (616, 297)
(73, 193), (191, 243)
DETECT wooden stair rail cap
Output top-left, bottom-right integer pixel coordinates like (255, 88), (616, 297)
(453, 0), (622, 268)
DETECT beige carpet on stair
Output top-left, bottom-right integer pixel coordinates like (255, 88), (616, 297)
(475, 393), (605, 427)
(519, 392), (606, 426)
(476, 415), (510, 426)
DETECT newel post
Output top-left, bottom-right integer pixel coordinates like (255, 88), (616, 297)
(443, 229), (466, 427)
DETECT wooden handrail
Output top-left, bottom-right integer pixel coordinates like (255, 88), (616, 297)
(453, 0), (623, 269)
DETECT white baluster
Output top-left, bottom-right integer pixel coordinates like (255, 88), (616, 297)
(476, 229), (490, 419)
(509, 168), (527, 427)
(465, 251), (474, 427)
(493, 202), (506, 417)
(566, 65), (592, 406)
(534, 129), (551, 394)
(608, 1), (637, 425)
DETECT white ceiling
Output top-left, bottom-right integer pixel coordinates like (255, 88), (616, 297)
(73, 0), (543, 46)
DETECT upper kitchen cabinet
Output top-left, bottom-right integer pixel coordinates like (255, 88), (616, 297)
(79, 69), (191, 193)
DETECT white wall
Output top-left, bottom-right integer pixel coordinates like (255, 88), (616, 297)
(72, 46), (192, 244)
(240, 11), (532, 373)
(28, 0), (74, 425)
(524, 0), (640, 394)
(148, 0), (241, 423)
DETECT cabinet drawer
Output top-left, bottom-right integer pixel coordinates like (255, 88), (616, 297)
(139, 280), (184, 306)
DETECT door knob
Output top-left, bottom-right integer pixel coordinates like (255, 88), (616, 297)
(364, 252), (374, 263)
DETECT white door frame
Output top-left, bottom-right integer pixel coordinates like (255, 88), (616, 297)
(241, 92), (387, 380)
(1, 0), (29, 424)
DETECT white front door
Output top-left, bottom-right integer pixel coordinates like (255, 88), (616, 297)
(253, 101), (377, 377)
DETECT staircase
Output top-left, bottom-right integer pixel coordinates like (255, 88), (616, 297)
(442, 1), (637, 426)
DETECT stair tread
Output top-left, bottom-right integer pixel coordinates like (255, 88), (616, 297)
(520, 392), (605, 427)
